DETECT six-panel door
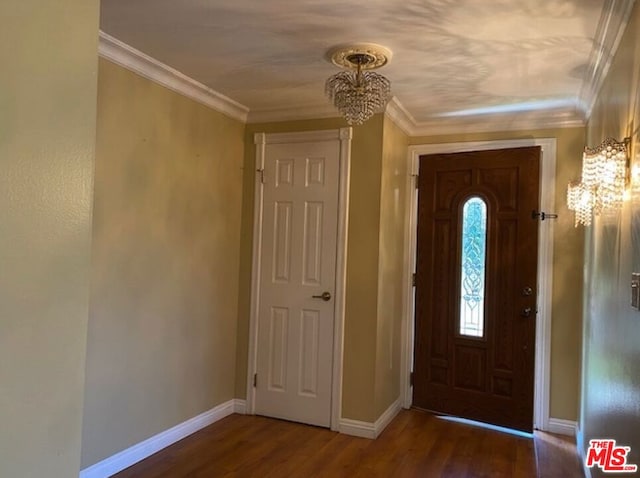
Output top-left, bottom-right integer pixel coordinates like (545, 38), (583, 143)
(255, 140), (340, 427)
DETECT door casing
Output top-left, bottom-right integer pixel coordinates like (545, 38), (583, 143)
(401, 138), (557, 433)
(247, 128), (352, 431)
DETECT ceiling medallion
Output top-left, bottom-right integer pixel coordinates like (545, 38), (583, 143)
(324, 43), (393, 126)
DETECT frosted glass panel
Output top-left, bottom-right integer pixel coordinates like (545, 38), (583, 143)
(459, 197), (487, 337)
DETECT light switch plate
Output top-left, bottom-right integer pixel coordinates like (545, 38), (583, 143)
(632, 273), (640, 310)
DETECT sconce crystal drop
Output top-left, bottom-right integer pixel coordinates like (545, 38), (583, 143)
(567, 137), (629, 227)
(567, 181), (595, 227)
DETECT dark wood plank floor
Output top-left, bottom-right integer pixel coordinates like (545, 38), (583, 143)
(114, 409), (583, 477)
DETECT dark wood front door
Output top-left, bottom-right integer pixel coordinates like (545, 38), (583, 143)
(412, 146), (540, 432)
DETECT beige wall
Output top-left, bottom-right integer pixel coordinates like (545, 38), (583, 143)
(410, 127), (585, 421)
(238, 116), (387, 422)
(81, 59), (245, 467)
(235, 119), (355, 403)
(581, 5), (640, 474)
(0, 0), (99, 476)
(375, 116), (410, 417)
(236, 119), (584, 424)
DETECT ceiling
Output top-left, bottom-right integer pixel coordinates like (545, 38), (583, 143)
(99, 0), (631, 134)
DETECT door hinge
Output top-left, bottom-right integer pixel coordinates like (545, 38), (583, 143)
(410, 372), (414, 387)
(256, 168), (265, 184)
(414, 175), (419, 188)
(253, 373), (257, 388)
(412, 273), (417, 287)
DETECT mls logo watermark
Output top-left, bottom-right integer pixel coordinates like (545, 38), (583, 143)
(586, 439), (638, 473)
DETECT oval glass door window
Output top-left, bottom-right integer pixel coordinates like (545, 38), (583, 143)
(459, 197), (487, 337)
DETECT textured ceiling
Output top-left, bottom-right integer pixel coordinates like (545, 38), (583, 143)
(100, 0), (610, 127)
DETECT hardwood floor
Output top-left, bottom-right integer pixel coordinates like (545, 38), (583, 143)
(113, 409), (584, 477)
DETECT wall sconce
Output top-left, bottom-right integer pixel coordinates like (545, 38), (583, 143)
(567, 137), (630, 227)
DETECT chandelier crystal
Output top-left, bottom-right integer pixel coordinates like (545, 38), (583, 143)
(324, 44), (392, 126)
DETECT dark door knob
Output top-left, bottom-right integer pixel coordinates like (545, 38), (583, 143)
(521, 307), (532, 318)
(312, 291), (332, 302)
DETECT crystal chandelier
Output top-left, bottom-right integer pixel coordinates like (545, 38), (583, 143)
(325, 43), (392, 126)
(567, 137), (629, 227)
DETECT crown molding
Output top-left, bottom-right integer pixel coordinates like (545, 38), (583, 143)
(384, 97), (416, 136)
(247, 103), (341, 124)
(578, 0), (636, 120)
(99, 17), (632, 135)
(384, 97), (585, 137)
(98, 31), (249, 123)
(407, 109), (586, 137)
(249, 97), (585, 135)
(248, 96), (417, 133)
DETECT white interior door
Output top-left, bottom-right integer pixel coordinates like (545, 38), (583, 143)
(255, 139), (340, 427)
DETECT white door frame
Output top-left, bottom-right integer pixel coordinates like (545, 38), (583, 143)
(400, 138), (557, 432)
(247, 128), (352, 431)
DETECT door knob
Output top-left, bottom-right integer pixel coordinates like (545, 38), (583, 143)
(521, 307), (532, 318)
(312, 291), (332, 301)
(522, 286), (533, 296)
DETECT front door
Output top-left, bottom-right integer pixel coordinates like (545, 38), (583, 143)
(412, 146), (540, 432)
(255, 139), (340, 427)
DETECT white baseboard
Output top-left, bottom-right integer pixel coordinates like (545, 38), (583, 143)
(233, 398), (247, 415)
(576, 422), (592, 478)
(339, 399), (401, 440)
(339, 417), (376, 439)
(80, 399), (237, 478)
(374, 399), (402, 437)
(546, 417), (577, 437)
